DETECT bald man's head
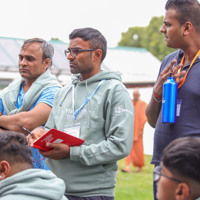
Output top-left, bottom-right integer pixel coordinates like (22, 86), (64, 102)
(133, 89), (140, 102)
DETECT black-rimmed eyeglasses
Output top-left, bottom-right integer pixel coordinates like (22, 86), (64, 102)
(64, 48), (95, 57)
(153, 166), (182, 183)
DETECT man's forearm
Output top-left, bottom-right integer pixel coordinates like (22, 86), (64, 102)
(0, 103), (51, 133)
(145, 94), (162, 128)
(0, 114), (24, 132)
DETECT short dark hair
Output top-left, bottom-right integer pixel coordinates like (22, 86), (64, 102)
(162, 136), (200, 184)
(69, 27), (107, 62)
(0, 131), (32, 166)
(22, 38), (54, 66)
(165, 0), (200, 33)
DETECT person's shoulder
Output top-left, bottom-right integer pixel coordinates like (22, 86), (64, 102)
(162, 50), (181, 63)
(160, 50), (181, 70)
(140, 99), (147, 105)
(42, 86), (61, 92)
(103, 71), (123, 85)
(92, 71), (126, 91)
(54, 83), (73, 98)
(106, 78), (127, 92)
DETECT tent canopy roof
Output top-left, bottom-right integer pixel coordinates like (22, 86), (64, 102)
(0, 36), (160, 85)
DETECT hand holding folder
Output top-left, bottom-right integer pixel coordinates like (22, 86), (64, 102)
(32, 128), (85, 151)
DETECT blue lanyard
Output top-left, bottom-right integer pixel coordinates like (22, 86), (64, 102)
(73, 79), (106, 120)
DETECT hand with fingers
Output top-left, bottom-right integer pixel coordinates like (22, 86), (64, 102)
(153, 59), (186, 98)
(39, 143), (70, 160)
(26, 126), (47, 146)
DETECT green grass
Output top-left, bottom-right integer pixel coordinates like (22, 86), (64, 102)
(115, 154), (154, 200)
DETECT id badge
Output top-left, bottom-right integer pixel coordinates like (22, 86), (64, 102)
(176, 99), (182, 117)
(64, 123), (81, 138)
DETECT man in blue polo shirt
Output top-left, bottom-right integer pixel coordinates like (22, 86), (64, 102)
(0, 38), (61, 169)
(145, 0), (200, 199)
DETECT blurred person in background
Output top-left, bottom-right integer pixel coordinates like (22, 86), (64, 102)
(122, 89), (147, 173)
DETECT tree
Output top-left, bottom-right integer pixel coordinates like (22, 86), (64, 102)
(118, 16), (175, 61)
(118, 26), (146, 48)
(50, 37), (61, 41)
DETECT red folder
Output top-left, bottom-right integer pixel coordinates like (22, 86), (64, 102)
(32, 128), (85, 151)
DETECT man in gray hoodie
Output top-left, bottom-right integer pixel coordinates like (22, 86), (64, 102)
(0, 131), (68, 200)
(29, 27), (134, 200)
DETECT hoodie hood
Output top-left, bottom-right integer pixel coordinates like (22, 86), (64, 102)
(0, 169), (67, 200)
(71, 70), (122, 85)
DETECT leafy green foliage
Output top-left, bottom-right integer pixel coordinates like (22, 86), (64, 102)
(118, 16), (175, 61)
(50, 37), (61, 41)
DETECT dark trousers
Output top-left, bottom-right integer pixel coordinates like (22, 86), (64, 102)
(153, 179), (158, 200)
(65, 196), (114, 200)
(153, 165), (158, 200)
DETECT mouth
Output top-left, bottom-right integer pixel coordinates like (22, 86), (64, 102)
(69, 62), (76, 68)
(19, 68), (29, 73)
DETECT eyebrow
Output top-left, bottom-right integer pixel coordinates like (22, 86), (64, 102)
(19, 54), (35, 60)
(68, 47), (82, 50)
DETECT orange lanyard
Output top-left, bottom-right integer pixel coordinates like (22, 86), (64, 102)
(177, 49), (200, 89)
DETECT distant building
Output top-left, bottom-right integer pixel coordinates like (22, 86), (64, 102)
(0, 37), (160, 88)
(104, 46), (161, 88)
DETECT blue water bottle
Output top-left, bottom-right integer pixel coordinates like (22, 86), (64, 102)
(162, 71), (178, 123)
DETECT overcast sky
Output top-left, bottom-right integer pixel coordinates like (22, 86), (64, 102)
(1, 0), (167, 47)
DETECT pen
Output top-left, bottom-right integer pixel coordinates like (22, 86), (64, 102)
(22, 127), (32, 135)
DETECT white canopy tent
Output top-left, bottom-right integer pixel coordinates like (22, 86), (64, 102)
(0, 37), (160, 87)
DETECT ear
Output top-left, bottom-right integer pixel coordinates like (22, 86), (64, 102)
(175, 183), (190, 200)
(183, 21), (192, 35)
(93, 49), (102, 62)
(43, 58), (50, 70)
(0, 161), (10, 180)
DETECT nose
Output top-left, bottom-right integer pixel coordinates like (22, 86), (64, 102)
(67, 53), (75, 60)
(160, 24), (165, 33)
(19, 58), (27, 66)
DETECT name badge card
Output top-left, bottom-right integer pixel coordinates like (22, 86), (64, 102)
(64, 123), (81, 138)
(176, 99), (182, 117)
